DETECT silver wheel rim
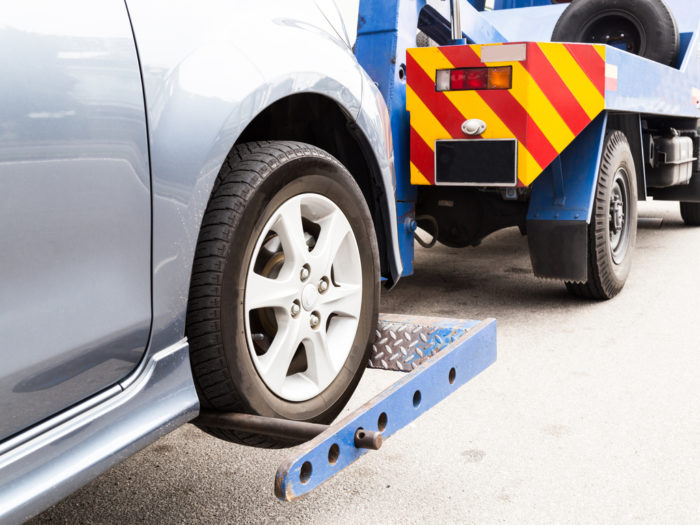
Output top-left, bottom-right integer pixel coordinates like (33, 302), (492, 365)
(609, 167), (630, 265)
(244, 193), (363, 402)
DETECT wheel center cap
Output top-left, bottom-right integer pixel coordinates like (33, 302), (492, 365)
(301, 284), (319, 311)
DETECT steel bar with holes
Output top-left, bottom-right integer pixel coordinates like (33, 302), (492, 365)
(272, 313), (496, 501)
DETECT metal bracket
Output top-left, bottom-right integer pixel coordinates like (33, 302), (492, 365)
(274, 313), (496, 501)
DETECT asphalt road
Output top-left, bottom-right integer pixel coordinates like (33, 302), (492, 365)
(31, 201), (700, 524)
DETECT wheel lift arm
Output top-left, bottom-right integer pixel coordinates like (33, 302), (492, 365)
(197, 314), (496, 500)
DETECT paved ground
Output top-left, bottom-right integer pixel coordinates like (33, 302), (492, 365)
(31, 201), (700, 524)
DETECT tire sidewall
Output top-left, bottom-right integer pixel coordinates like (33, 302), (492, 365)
(219, 156), (379, 422)
(551, 0), (679, 66)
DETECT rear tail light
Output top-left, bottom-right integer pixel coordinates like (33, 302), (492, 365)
(435, 66), (512, 92)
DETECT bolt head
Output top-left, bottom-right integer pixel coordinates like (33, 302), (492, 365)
(319, 280), (329, 292)
(291, 303), (301, 316)
(310, 314), (320, 327)
(300, 267), (310, 281)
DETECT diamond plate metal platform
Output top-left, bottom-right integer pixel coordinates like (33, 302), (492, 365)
(369, 314), (477, 371)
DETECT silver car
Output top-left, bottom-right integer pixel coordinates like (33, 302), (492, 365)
(0, 1), (401, 521)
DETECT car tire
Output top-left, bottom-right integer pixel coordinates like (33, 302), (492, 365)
(551, 0), (680, 67)
(565, 131), (637, 300)
(187, 141), (379, 448)
(680, 202), (700, 226)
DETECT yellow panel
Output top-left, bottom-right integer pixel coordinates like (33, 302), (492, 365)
(410, 161), (431, 185)
(406, 85), (449, 151)
(518, 144), (544, 186)
(537, 43), (604, 119)
(593, 44), (606, 61)
(408, 45), (544, 186)
(503, 62), (574, 153)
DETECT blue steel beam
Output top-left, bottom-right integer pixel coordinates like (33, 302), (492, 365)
(274, 314), (497, 501)
(355, 0), (505, 276)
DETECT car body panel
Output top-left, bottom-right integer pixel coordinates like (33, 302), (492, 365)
(0, 1), (401, 520)
(0, 340), (198, 525)
(126, 0), (401, 352)
(0, 0), (152, 441)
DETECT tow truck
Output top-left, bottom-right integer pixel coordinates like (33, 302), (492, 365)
(359, 0), (700, 299)
(269, 0), (699, 499)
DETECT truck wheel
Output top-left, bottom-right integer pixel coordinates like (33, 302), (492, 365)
(551, 0), (679, 67)
(565, 131), (637, 300)
(680, 202), (700, 226)
(187, 141), (379, 448)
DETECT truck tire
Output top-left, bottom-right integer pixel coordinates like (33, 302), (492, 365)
(565, 131), (637, 300)
(680, 202), (700, 226)
(551, 0), (680, 67)
(187, 141), (379, 448)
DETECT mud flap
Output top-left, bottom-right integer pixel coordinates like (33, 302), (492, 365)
(527, 219), (588, 281)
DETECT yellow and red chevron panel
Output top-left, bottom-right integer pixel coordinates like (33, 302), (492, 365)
(406, 42), (606, 186)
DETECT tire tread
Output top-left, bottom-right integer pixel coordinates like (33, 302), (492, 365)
(187, 141), (360, 448)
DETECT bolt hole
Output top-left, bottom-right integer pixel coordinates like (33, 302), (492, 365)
(448, 367), (456, 385)
(377, 412), (388, 432)
(358, 431), (365, 439)
(328, 444), (340, 465)
(412, 390), (422, 408)
(300, 461), (312, 484)
(398, 63), (406, 81)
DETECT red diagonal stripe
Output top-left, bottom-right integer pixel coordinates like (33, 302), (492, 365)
(565, 43), (605, 96)
(438, 45), (557, 169)
(410, 126), (435, 184)
(526, 44), (592, 135)
(406, 53), (469, 138)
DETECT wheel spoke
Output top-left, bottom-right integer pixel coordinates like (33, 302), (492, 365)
(245, 272), (298, 312)
(274, 199), (308, 269)
(311, 209), (352, 274)
(304, 329), (336, 387)
(257, 320), (302, 392)
(319, 283), (362, 319)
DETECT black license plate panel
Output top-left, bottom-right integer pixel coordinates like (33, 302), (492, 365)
(435, 139), (517, 186)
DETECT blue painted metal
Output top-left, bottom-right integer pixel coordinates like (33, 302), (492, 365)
(355, 0), (505, 276)
(493, 0), (554, 8)
(355, 0), (423, 276)
(467, 0), (487, 11)
(396, 201), (416, 276)
(605, 25), (700, 119)
(527, 113), (608, 223)
(481, 4), (567, 42)
(274, 314), (497, 501)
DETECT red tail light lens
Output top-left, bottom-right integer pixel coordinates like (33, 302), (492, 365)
(451, 68), (487, 90)
(435, 66), (512, 92)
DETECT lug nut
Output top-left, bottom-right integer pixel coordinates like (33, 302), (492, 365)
(291, 302), (301, 317)
(318, 278), (329, 293)
(309, 313), (320, 328)
(300, 265), (310, 281)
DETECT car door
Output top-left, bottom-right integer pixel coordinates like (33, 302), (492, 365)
(0, 0), (152, 441)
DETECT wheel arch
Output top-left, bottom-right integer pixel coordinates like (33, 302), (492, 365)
(234, 92), (400, 286)
(128, 1), (403, 352)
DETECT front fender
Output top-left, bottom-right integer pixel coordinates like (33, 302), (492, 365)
(126, 0), (398, 352)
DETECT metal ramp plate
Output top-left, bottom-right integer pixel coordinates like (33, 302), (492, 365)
(275, 313), (497, 501)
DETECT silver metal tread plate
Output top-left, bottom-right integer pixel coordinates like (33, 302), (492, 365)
(369, 314), (479, 372)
